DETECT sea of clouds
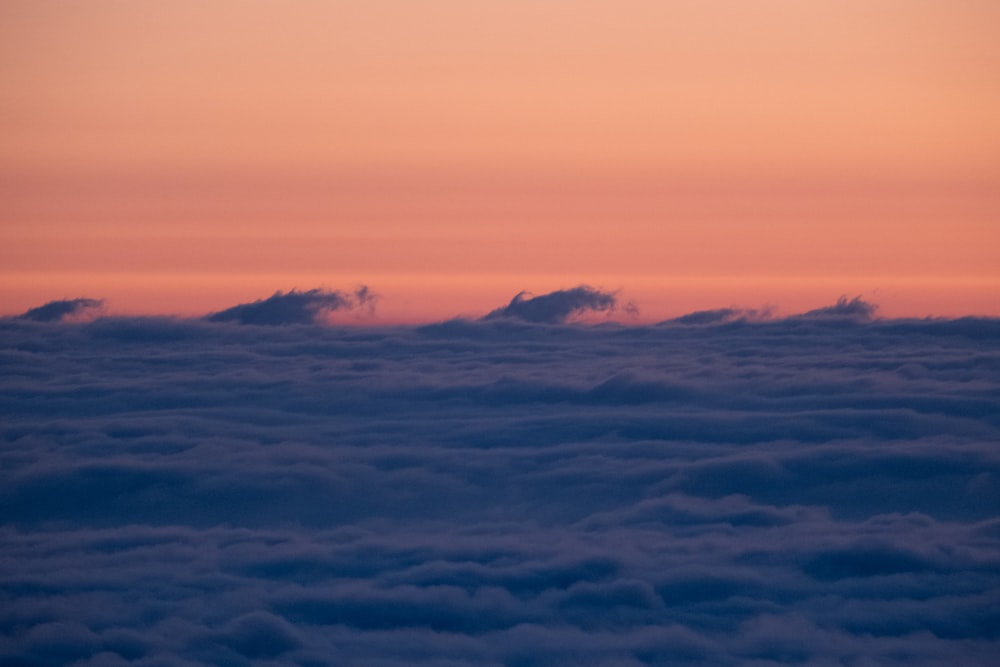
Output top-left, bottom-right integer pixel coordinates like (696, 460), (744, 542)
(2, 287), (998, 666)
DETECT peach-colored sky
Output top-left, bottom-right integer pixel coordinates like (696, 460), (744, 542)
(2, 0), (998, 321)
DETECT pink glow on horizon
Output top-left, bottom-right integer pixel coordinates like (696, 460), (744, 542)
(2, 1), (999, 321)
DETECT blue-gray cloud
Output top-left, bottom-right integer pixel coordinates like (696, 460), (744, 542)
(667, 306), (773, 325)
(483, 285), (631, 323)
(799, 295), (878, 321)
(16, 297), (103, 322)
(1, 299), (998, 665)
(205, 287), (376, 325)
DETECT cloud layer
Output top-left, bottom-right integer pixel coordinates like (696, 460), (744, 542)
(1, 295), (998, 665)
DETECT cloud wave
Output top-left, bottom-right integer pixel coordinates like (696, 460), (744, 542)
(483, 285), (631, 323)
(17, 297), (104, 322)
(799, 295), (878, 321)
(205, 287), (376, 325)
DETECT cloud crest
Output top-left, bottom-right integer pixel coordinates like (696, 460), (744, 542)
(668, 306), (773, 325)
(483, 285), (631, 323)
(5, 291), (889, 328)
(205, 287), (376, 325)
(799, 295), (878, 321)
(17, 297), (104, 322)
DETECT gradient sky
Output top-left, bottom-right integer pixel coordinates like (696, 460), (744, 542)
(2, 0), (998, 321)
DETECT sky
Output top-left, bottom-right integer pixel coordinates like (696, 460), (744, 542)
(2, 302), (999, 665)
(1, 0), (999, 321)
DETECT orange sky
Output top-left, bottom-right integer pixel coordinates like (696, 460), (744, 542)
(2, 0), (998, 321)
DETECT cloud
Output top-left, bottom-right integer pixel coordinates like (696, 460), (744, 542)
(204, 286), (376, 325)
(1, 301), (998, 664)
(662, 297), (878, 326)
(798, 295), (878, 321)
(16, 297), (104, 322)
(667, 306), (773, 325)
(483, 285), (633, 323)
(214, 611), (303, 659)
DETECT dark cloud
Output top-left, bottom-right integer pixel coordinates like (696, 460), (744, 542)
(214, 611), (303, 659)
(205, 286), (376, 325)
(16, 297), (104, 322)
(667, 306), (773, 326)
(483, 285), (631, 323)
(799, 295), (878, 321)
(1, 302), (998, 665)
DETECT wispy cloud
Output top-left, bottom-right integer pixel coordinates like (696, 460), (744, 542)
(483, 285), (633, 323)
(798, 295), (878, 321)
(4, 291), (889, 328)
(16, 297), (104, 322)
(205, 287), (376, 325)
(667, 306), (774, 325)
